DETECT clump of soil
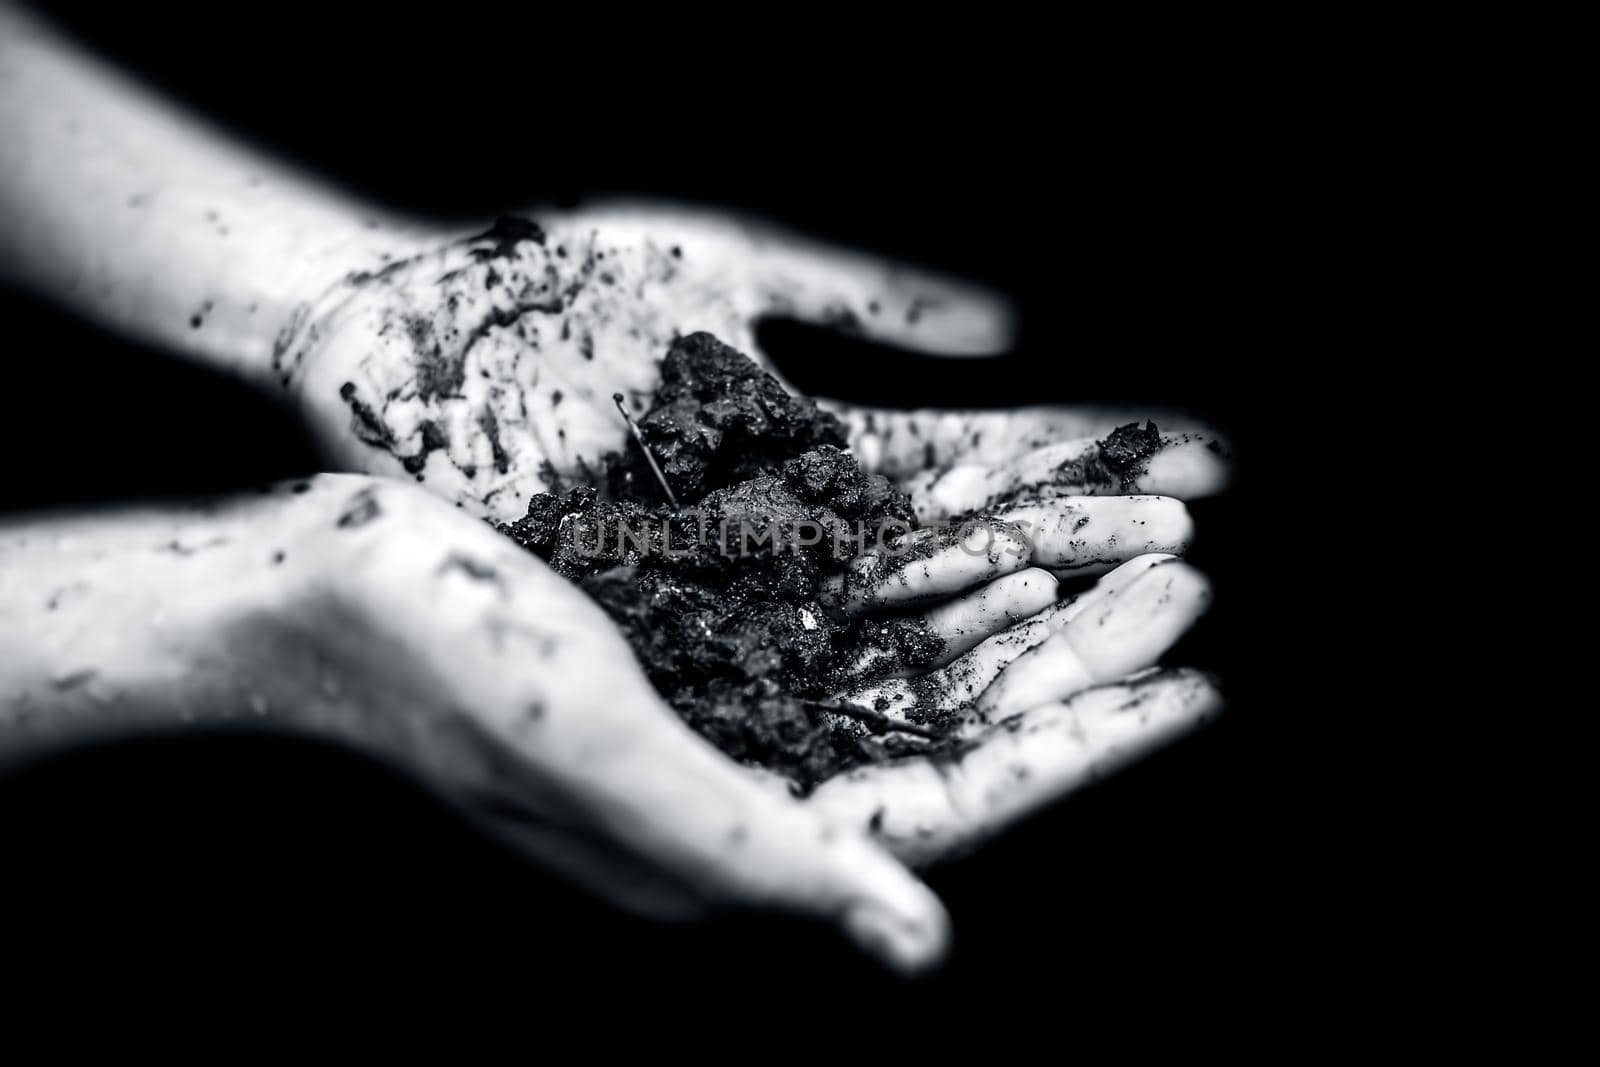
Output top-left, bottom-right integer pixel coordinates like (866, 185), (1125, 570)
(500, 333), (938, 789)
(602, 331), (853, 505)
(968, 416), (1166, 513)
(498, 332), (1158, 790)
(1098, 420), (1164, 487)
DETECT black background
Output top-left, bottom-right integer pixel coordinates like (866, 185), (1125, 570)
(3, 2), (1333, 1033)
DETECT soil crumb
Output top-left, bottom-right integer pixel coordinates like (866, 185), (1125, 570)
(499, 332), (956, 789)
(1098, 420), (1163, 487)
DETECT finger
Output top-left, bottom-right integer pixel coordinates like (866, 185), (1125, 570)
(494, 666), (950, 973)
(745, 231), (1016, 357)
(822, 403), (1216, 480)
(806, 669), (1223, 867)
(842, 567), (1061, 681)
(902, 430), (1233, 521)
(996, 496), (1194, 578)
(480, 667), (953, 972)
(828, 552), (1177, 722)
(970, 559), (1212, 724)
(822, 518), (1034, 613)
(920, 566), (1059, 664)
(558, 202), (1011, 356)
(1053, 551), (1178, 622)
(829, 491), (1191, 616)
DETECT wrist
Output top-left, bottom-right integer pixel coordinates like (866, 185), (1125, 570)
(206, 196), (451, 389)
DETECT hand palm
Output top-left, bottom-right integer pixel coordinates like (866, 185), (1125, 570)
(280, 203), (1020, 518)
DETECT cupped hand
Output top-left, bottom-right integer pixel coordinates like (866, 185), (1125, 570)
(266, 477), (1221, 970)
(275, 202), (1230, 521)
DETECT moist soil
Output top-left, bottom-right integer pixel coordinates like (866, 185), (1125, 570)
(499, 332), (1160, 790)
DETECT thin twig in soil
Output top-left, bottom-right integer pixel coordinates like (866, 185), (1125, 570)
(613, 392), (680, 509)
(805, 698), (942, 740)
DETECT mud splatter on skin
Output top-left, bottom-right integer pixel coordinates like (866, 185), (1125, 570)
(499, 334), (978, 790)
(344, 258), (413, 287)
(436, 553), (505, 592)
(946, 419), (1176, 518)
(340, 382), (396, 448)
(1043, 420), (1165, 494)
(832, 515), (1027, 609)
(336, 489), (383, 529)
(478, 408), (511, 475)
(1098, 420), (1164, 488)
(467, 216), (547, 260)
(401, 420), (451, 475)
(843, 616), (945, 681)
(158, 536), (229, 557)
(51, 670), (98, 692)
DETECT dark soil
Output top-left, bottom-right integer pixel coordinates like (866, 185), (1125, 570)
(601, 331), (855, 506)
(498, 332), (1160, 790)
(1015, 418), (1165, 503)
(500, 332), (940, 790)
(1098, 420), (1164, 487)
(502, 335), (947, 793)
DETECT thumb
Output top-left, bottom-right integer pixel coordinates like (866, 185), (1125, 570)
(558, 688), (954, 973)
(744, 227), (1016, 357)
(817, 402), (1217, 479)
(558, 200), (1013, 357)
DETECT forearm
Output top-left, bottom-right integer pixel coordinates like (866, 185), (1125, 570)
(0, 5), (445, 386)
(0, 487), (345, 763)
(0, 477), (608, 782)
(0, 478), (698, 838)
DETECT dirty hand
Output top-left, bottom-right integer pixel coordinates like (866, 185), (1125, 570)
(277, 203), (1232, 521)
(1, 475), (1222, 971)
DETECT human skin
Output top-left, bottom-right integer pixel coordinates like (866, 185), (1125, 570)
(0, 5), (1231, 971)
